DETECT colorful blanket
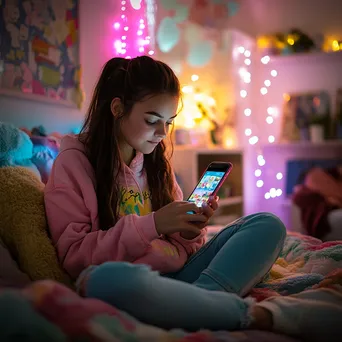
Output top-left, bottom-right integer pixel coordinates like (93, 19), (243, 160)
(250, 232), (342, 300)
(0, 232), (341, 342)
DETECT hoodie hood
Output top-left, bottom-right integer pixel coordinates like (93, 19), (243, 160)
(60, 135), (144, 175)
(60, 134), (146, 199)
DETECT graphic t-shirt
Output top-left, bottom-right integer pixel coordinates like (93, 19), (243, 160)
(119, 185), (180, 258)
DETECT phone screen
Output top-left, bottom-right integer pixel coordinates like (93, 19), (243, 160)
(188, 170), (226, 207)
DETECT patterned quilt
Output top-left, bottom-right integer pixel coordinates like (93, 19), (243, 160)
(0, 232), (341, 342)
(251, 232), (342, 300)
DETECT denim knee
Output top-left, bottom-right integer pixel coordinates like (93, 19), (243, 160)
(85, 262), (153, 304)
(256, 212), (287, 243)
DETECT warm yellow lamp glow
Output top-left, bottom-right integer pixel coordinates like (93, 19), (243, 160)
(176, 85), (218, 131)
(332, 40), (340, 51)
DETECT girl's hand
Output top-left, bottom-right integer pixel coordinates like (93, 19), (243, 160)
(199, 195), (219, 226)
(154, 201), (208, 236)
(180, 196), (219, 239)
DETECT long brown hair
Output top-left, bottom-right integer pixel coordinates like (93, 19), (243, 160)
(79, 56), (180, 230)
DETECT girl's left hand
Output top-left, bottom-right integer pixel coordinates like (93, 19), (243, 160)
(180, 196), (219, 239)
(199, 195), (219, 226)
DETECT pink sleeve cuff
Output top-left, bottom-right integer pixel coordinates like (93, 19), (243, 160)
(134, 212), (160, 244)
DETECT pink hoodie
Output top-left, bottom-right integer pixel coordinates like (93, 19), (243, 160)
(44, 135), (207, 279)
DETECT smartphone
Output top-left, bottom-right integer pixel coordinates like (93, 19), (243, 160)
(187, 161), (233, 209)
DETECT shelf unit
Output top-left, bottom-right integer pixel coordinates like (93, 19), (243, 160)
(262, 139), (342, 149)
(267, 50), (342, 66)
(171, 146), (244, 225)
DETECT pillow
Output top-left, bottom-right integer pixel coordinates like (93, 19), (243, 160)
(0, 166), (73, 287)
(0, 237), (31, 288)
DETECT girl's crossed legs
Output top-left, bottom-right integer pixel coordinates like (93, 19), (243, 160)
(80, 213), (286, 331)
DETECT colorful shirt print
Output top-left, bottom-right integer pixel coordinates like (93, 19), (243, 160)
(119, 186), (152, 216)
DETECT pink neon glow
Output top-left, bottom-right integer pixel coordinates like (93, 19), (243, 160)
(113, 0), (153, 58)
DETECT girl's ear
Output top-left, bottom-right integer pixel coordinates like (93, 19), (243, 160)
(110, 98), (124, 117)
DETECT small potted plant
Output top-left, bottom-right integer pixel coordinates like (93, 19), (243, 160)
(335, 107), (342, 139)
(309, 115), (326, 143)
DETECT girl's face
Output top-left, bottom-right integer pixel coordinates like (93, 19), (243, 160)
(119, 94), (179, 160)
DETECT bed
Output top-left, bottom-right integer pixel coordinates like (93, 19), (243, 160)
(1, 231), (341, 342)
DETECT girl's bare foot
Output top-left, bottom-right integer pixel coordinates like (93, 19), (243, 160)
(249, 306), (273, 330)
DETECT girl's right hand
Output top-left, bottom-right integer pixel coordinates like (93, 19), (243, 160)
(154, 201), (207, 236)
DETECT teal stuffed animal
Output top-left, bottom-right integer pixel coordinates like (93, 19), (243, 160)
(0, 122), (41, 180)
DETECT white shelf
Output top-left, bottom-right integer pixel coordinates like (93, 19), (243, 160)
(174, 145), (243, 154)
(267, 50), (342, 66)
(219, 196), (243, 206)
(263, 140), (342, 149)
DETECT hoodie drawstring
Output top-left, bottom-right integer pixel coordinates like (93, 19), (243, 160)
(124, 165), (145, 206)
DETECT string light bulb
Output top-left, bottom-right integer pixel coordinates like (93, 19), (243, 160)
(256, 180), (264, 187)
(268, 135), (275, 143)
(244, 108), (252, 116)
(255, 169), (262, 177)
(240, 90), (248, 98)
(260, 87), (268, 95)
(245, 128), (252, 136)
(266, 116), (274, 124)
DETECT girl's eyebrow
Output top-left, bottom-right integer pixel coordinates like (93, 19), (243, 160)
(145, 111), (162, 118)
(145, 111), (177, 119)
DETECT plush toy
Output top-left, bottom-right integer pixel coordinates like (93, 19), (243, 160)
(0, 166), (73, 287)
(0, 122), (41, 179)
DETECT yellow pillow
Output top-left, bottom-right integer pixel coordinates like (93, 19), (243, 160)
(0, 167), (72, 287)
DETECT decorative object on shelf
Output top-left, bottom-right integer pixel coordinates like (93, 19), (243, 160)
(257, 29), (318, 56)
(217, 183), (232, 198)
(280, 91), (331, 143)
(323, 36), (342, 53)
(309, 117), (325, 143)
(335, 88), (342, 139)
(113, 0), (155, 58)
(174, 74), (236, 147)
(0, 0), (83, 108)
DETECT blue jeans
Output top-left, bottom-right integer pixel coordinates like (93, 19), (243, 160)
(82, 213), (286, 331)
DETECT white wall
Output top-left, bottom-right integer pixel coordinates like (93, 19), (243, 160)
(2, 0), (342, 134)
(226, 0), (342, 38)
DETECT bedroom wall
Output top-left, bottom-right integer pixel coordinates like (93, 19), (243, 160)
(223, 0), (342, 38)
(0, 0), (124, 133)
(1, 0), (342, 133)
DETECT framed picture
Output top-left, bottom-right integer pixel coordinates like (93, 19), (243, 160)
(0, 0), (82, 108)
(334, 88), (342, 138)
(280, 91), (331, 142)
